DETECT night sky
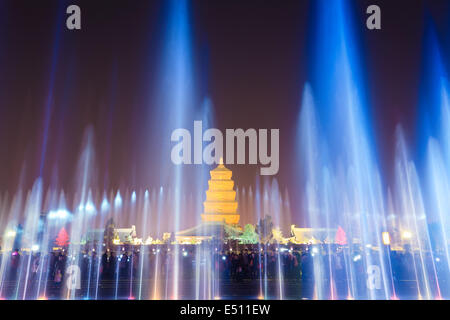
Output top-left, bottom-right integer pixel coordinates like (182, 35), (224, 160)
(0, 0), (449, 216)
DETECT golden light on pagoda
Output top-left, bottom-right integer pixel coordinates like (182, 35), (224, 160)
(201, 158), (240, 224)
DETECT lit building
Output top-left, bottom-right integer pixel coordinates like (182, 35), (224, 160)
(176, 159), (241, 243)
(201, 158), (239, 225)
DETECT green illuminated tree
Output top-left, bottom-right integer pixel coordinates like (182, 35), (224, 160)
(239, 224), (259, 244)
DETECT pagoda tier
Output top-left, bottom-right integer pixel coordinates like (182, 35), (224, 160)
(201, 159), (240, 225)
(205, 190), (236, 202)
(208, 180), (235, 191)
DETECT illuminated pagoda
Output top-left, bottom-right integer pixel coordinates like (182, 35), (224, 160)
(201, 158), (239, 224)
(176, 159), (240, 243)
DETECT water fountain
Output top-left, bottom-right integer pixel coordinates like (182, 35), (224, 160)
(293, 0), (450, 300)
(0, 0), (449, 301)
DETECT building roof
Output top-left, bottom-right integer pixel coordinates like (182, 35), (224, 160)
(176, 222), (227, 238)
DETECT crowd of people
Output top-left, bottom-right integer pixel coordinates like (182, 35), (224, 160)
(0, 243), (448, 299)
